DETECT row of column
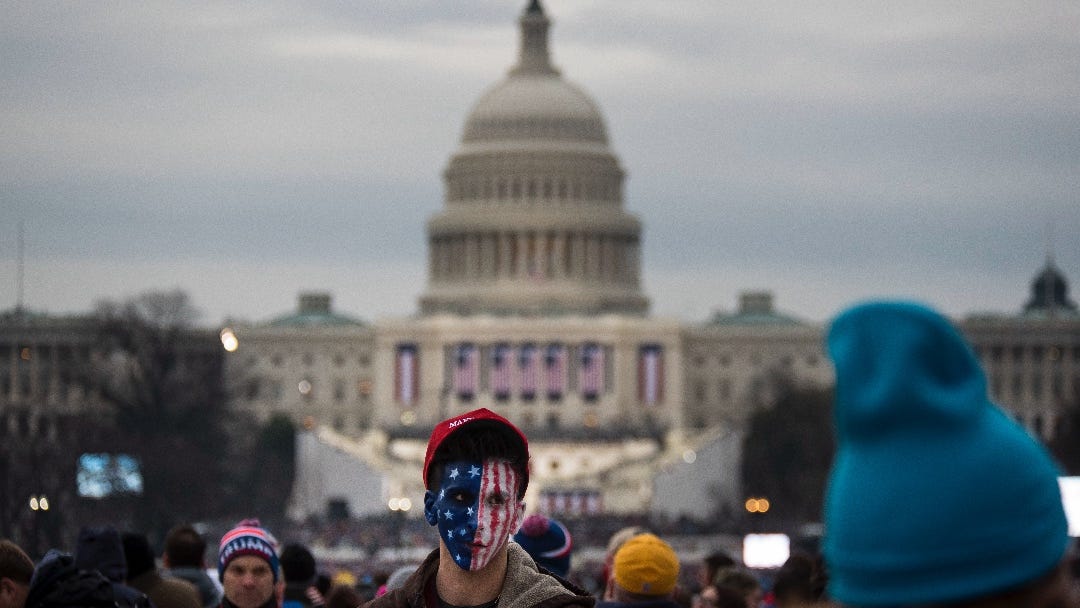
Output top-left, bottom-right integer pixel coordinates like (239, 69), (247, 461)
(430, 231), (640, 284)
(446, 174), (621, 204)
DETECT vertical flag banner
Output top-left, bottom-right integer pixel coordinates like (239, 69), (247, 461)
(519, 343), (538, 400)
(545, 343), (567, 400)
(579, 342), (605, 401)
(638, 344), (664, 405)
(490, 343), (512, 401)
(454, 342), (478, 400)
(395, 343), (419, 405)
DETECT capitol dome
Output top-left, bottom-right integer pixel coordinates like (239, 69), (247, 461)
(462, 74), (608, 145)
(420, 0), (648, 317)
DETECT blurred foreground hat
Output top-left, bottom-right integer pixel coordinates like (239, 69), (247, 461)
(514, 514), (573, 577)
(218, 519), (280, 583)
(823, 301), (1069, 606)
(423, 408), (529, 495)
(612, 533), (679, 596)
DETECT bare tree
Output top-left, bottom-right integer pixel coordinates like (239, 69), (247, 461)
(740, 373), (835, 530)
(89, 290), (236, 535)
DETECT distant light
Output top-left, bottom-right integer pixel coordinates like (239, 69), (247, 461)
(745, 497), (770, 513)
(219, 328), (239, 352)
(401, 410), (416, 425)
(39, 496), (49, 510)
(682, 449), (697, 464)
(298, 380), (312, 395)
(743, 533), (790, 569)
(29, 496), (39, 511)
(1061, 477), (1080, 537)
(388, 497), (412, 512)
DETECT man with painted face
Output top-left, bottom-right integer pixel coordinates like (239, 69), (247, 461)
(364, 408), (594, 608)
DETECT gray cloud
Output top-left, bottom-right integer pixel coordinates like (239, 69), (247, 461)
(2, 0), (1078, 325)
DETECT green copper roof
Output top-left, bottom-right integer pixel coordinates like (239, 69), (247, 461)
(266, 293), (365, 327)
(268, 311), (365, 327)
(706, 292), (807, 326)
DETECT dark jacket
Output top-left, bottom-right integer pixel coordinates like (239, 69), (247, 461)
(74, 526), (154, 608)
(363, 544), (594, 608)
(25, 550), (116, 608)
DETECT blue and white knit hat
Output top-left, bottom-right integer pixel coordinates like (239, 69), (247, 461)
(823, 301), (1069, 606)
(218, 519), (280, 582)
(513, 514), (573, 577)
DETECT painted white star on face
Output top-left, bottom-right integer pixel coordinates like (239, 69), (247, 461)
(449, 467), (460, 479)
(443, 510), (453, 520)
(468, 465), (481, 478)
(439, 489), (445, 499)
(466, 506), (474, 516)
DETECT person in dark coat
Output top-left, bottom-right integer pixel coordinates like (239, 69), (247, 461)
(278, 544), (323, 608)
(23, 550), (114, 608)
(363, 407), (593, 608)
(122, 532), (201, 608)
(74, 526), (154, 608)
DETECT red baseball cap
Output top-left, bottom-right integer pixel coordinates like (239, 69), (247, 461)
(422, 408), (530, 493)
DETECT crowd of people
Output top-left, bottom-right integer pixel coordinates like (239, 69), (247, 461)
(4, 301), (1079, 607)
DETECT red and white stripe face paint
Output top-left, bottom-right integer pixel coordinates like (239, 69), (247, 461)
(426, 458), (524, 572)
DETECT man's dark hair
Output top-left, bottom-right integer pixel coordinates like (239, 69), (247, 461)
(702, 551), (736, 586)
(771, 552), (825, 603)
(163, 525), (206, 568)
(279, 544), (316, 584)
(121, 533), (157, 580)
(426, 422), (529, 499)
(0, 539), (34, 584)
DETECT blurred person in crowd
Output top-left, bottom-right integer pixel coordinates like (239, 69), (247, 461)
(597, 533), (680, 608)
(823, 301), (1077, 607)
(696, 553), (735, 596)
(364, 407), (594, 608)
(74, 525), (153, 608)
(769, 553), (827, 608)
(217, 519), (283, 608)
(122, 532), (201, 608)
(279, 544), (324, 608)
(24, 550), (114, 608)
(513, 515), (573, 579)
(0, 540), (34, 608)
(375, 565), (417, 598)
(323, 584), (361, 608)
(163, 525), (222, 608)
(600, 527), (647, 593)
(710, 570), (760, 608)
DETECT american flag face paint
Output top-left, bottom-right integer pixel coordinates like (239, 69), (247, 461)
(425, 458), (524, 572)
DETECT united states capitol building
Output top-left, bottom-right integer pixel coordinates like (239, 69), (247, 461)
(219, 2), (1080, 522)
(3, 1), (1078, 525)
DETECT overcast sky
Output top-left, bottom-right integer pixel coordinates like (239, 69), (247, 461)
(3, 1), (1078, 327)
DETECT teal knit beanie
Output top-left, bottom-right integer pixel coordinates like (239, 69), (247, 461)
(823, 301), (1069, 606)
